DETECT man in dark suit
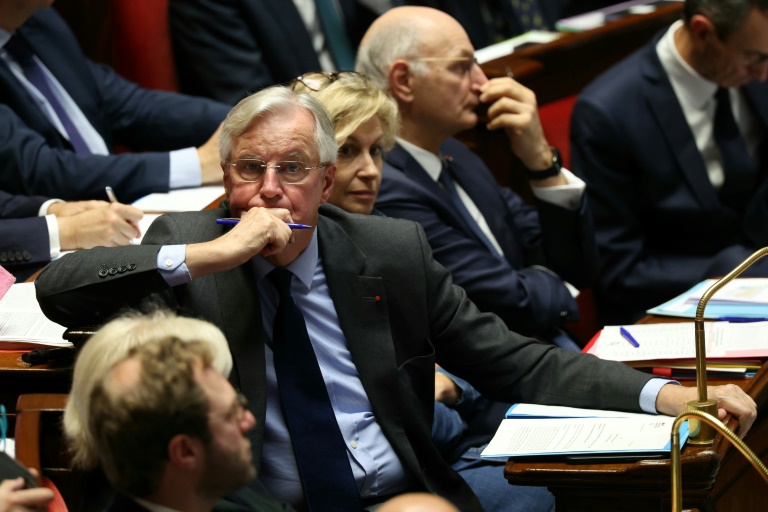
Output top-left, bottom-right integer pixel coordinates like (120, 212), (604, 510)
(88, 335), (257, 512)
(357, 6), (594, 347)
(169, 0), (380, 105)
(0, 4), (229, 202)
(571, 0), (768, 324)
(36, 85), (756, 511)
(0, 190), (142, 280)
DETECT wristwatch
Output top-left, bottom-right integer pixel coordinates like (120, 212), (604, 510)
(526, 147), (562, 180)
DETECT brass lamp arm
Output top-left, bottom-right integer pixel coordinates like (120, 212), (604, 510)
(670, 410), (768, 512)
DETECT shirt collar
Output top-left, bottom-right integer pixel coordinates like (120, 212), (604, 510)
(396, 137), (444, 182)
(656, 20), (718, 111)
(252, 227), (319, 291)
(0, 29), (13, 50)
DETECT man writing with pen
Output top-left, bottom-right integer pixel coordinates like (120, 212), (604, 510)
(36, 85), (757, 511)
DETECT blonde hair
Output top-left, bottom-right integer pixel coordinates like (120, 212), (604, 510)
(292, 73), (398, 152)
(64, 310), (232, 469)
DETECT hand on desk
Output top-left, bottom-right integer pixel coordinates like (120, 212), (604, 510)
(0, 472), (54, 512)
(656, 383), (757, 438)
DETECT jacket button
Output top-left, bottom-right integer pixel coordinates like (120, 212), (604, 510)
(98, 269), (108, 278)
(22, 251), (32, 260)
(127, 263), (136, 271)
(0, 253), (6, 263)
(14, 251), (23, 261)
(7, 252), (15, 262)
(108, 267), (117, 275)
(117, 265), (127, 273)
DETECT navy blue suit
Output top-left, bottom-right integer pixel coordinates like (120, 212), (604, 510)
(0, 8), (230, 202)
(377, 139), (596, 337)
(0, 190), (52, 279)
(169, 0), (378, 105)
(571, 36), (768, 324)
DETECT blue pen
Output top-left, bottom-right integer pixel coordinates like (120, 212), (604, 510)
(716, 316), (768, 323)
(216, 218), (313, 229)
(619, 327), (640, 348)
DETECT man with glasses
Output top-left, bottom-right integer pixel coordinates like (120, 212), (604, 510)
(88, 335), (258, 512)
(570, 0), (768, 324)
(36, 85), (756, 511)
(358, 6), (594, 350)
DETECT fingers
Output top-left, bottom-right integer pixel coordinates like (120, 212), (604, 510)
(0, 478), (54, 512)
(47, 199), (109, 217)
(709, 384), (757, 437)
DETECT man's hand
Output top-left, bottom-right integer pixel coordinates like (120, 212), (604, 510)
(479, 78), (567, 186)
(46, 200), (109, 217)
(656, 383), (757, 437)
(58, 203), (144, 250)
(434, 372), (461, 406)
(198, 122), (224, 185)
(185, 207), (294, 278)
(0, 476), (54, 512)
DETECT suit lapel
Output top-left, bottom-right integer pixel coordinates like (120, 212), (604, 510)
(316, 213), (423, 480)
(642, 46), (720, 208)
(261, 0), (322, 71)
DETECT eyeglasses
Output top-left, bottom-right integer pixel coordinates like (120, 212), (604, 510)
(410, 55), (479, 74)
(223, 159), (327, 185)
(210, 392), (249, 424)
(292, 71), (364, 92)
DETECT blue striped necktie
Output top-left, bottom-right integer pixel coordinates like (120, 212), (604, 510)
(4, 35), (91, 154)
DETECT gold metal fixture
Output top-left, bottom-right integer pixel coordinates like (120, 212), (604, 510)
(690, 247), (768, 444)
(670, 410), (768, 512)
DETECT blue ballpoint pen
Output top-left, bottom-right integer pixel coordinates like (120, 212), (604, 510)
(619, 327), (640, 348)
(716, 316), (768, 323)
(216, 218), (313, 229)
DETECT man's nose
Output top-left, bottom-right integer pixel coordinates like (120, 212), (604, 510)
(259, 168), (284, 198)
(471, 62), (489, 88)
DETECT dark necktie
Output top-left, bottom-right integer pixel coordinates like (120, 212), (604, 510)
(714, 87), (756, 211)
(268, 268), (360, 511)
(4, 35), (91, 154)
(314, 0), (356, 70)
(438, 159), (503, 259)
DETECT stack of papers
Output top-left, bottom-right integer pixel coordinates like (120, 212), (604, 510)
(481, 404), (687, 460)
(131, 186), (225, 212)
(647, 278), (768, 319)
(584, 322), (768, 379)
(0, 283), (70, 350)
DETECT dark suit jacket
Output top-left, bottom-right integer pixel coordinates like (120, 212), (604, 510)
(377, 139), (596, 337)
(0, 190), (51, 279)
(571, 35), (768, 324)
(36, 204), (650, 511)
(0, 8), (230, 202)
(169, 0), (378, 105)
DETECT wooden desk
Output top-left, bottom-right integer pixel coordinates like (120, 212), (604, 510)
(504, 323), (768, 511)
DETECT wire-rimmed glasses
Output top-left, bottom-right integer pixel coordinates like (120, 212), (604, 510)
(222, 159), (328, 184)
(291, 71), (364, 92)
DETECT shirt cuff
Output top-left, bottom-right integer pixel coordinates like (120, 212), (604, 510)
(39, 198), (63, 217)
(157, 244), (192, 286)
(169, 148), (203, 189)
(639, 378), (680, 414)
(45, 214), (60, 259)
(530, 168), (585, 210)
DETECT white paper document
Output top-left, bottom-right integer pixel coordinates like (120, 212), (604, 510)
(131, 213), (162, 244)
(131, 186), (224, 212)
(506, 403), (651, 419)
(0, 283), (70, 348)
(685, 278), (768, 305)
(481, 415), (685, 459)
(586, 322), (768, 362)
(475, 31), (561, 64)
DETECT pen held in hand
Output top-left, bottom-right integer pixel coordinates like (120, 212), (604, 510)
(105, 186), (118, 203)
(619, 327), (640, 348)
(216, 218), (313, 229)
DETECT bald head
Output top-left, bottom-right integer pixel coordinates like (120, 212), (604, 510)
(357, 6), (469, 89)
(378, 493), (460, 512)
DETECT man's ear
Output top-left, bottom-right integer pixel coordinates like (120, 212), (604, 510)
(389, 60), (415, 105)
(167, 434), (204, 471)
(688, 13), (718, 51)
(319, 164), (336, 205)
(222, 163), (232, 199)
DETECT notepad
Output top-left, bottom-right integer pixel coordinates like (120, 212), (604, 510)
(0, 283), (70, 349)
(131, 186), (225, 212)
(647, 278), (768, 319)
(481, 404), (687, 460)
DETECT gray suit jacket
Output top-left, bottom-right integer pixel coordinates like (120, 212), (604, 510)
(36, 204), (653, 510)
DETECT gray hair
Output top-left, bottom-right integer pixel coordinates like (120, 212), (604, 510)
(684, 0), (768, 39)
(219, 86), (338, 164)
(356, 20), (429, 90)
